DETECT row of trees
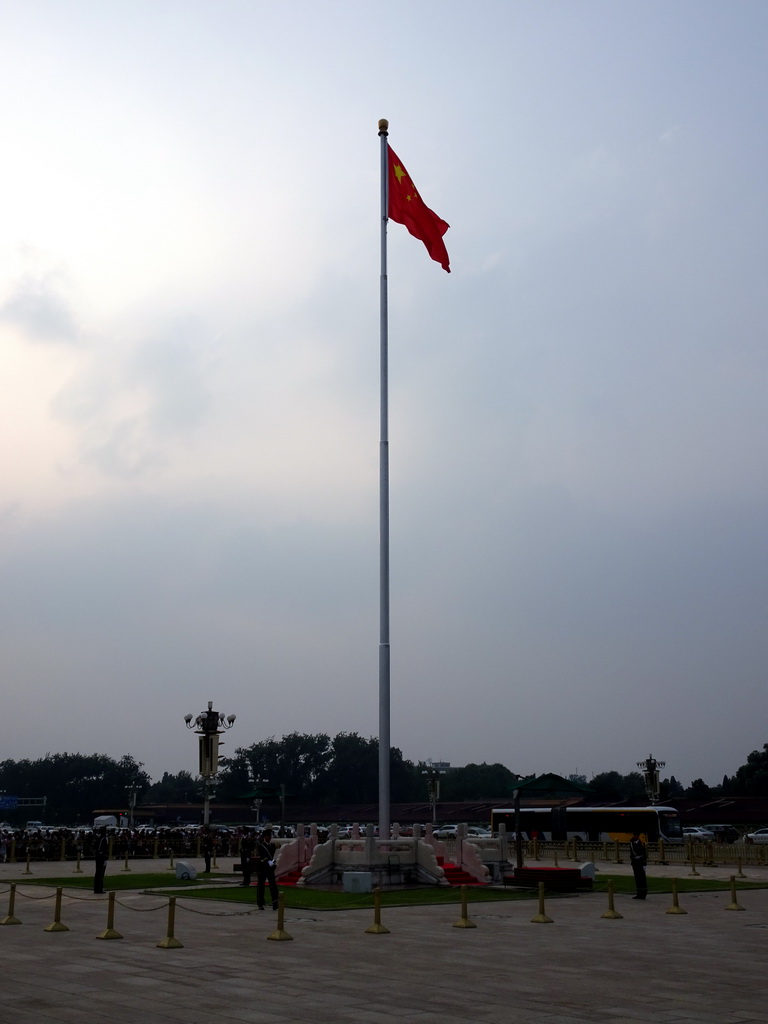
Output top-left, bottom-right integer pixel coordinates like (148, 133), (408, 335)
(569, 746), (768, 803)
(2, 740), (767, 824)
(141, 734), (521, 807)
(217, 735), (768, 805)
(0, 753), (150, 825)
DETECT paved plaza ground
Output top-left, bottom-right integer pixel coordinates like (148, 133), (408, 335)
(1, 857), (767, 1024)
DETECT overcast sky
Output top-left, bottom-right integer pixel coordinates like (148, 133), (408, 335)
(1, 0), (767, 793)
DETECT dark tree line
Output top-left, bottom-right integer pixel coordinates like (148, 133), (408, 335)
(0, 753), (149, 824)
(3, 740), (768, 823)
(721, 743), (768, 797)
(216, 732), (427, 804)
(215, 736), (533, 805)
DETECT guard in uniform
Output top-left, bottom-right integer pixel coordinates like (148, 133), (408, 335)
(629, 831), (648, 899)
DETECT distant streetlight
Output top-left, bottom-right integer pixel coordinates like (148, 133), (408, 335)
(184, 701), (236, 825)
(251, 778), (269, 824)
(125, 784), (140, 828)
(422, 762), (445, 825)
(637, 755), (665, 804)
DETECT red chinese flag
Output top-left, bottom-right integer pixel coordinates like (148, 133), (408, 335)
(388, 145), (450, 272)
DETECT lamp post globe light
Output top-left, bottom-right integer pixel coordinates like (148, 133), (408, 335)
(184, 702), (236, 825)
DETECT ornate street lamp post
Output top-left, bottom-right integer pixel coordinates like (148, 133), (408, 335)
(422, 763), (445, 825)
(184, 702), (236, 825)
(125, 785), (139, 828)
(637, 755), (665, 804)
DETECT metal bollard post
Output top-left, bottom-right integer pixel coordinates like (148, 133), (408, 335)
(23, 852), (32, 876)
(97, 891), (124, 939)
(60, 836), (67, 862)
(736, 856), (746, 879)
(365, 886), (390, 934)
(267, 891), (293, 941)
(724, 875), (745, 912)
(73, 850), (83, 874)
(665, 878), (687, 915)
(600, 879), (623, 919)
(553, 848), (559, 868)
(688, 850), (700, 876)
(0, 883), (21, 925)
(122, 851), (132, 873)
(530, 881), (553, 923)
(453, 885), (477, 929)
(44, 887), (70, 932)
(157, 896), (183, 948)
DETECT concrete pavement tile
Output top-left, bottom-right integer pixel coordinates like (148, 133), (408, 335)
(579, 1011), (651, 1019)
(141, 1006), (240, 1024)
(355, 1017), (472, 1024)
(211, 1011), (296, 1024)
(535, 1018), (608, 1024)
(0, 1013), (60, 1024)
(3, 862), (768, 1024)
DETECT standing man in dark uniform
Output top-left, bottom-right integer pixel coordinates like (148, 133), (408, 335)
(255, 828), (279, 910)
(629, 831), (648, 900)
(239, 828), (255, 886)
(93, 827), (109, 894)
(200, 825), (214, 874)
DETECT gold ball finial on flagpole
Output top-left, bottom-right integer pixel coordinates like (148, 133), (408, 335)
(378, 119), (389, 135)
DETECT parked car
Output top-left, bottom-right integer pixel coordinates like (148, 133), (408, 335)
(682, 827), (715, 842)
(433, 825), (458, 839)
(745, 828), (768, 844)
(701, 824), (739, 844)
(466, 827), (492, 838)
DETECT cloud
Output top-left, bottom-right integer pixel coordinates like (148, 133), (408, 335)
(0, 270), (78, 344)
(50, 319), (214, 478)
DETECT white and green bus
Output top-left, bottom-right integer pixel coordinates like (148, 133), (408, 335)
(491, 805), (683, 844)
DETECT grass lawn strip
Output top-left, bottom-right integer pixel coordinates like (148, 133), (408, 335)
(164, 875), (768, 911)
(6, 872), (227, 892)
(9, 873), (767, 913)
(591, 874), (767, 897)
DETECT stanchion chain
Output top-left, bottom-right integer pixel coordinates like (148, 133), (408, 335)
(114, 897), (169, 912)
(174, 901), (260, 918)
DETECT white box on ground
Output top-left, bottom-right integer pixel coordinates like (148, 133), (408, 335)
(176, 860), (197, 880)
(343, 871), (372, 893)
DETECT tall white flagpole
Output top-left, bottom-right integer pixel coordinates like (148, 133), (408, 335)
(378, 118), (391, 837)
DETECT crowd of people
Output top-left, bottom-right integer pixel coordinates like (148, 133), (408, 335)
(0, 823), (291, 863)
